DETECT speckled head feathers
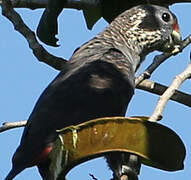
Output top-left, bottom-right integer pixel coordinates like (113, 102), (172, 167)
(105, 5), (181, 54)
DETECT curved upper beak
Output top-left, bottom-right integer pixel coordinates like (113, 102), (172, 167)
(162, 22), (182, 54)
(170, 22), (182, 54)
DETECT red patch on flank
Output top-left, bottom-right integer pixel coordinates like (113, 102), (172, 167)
(33, 146), (53, 164)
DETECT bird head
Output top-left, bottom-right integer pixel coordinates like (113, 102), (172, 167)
(106, 5), (182, 57)
(135, 5), (182, 54)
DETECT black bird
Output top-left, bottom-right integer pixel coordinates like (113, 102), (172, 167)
(6, 5), (181, 180)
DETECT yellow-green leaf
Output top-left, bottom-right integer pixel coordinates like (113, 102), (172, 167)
(50, 116), (185, 179)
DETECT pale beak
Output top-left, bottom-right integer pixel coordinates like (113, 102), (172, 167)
(163, 28), (182, 54)
(171, 29), (182, 44)
(170, 29), (182, 54)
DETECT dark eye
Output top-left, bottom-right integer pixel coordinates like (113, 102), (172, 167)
(162, 13), (171, 22)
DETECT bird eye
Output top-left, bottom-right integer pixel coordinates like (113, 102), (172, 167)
(162, 13), (171, 22)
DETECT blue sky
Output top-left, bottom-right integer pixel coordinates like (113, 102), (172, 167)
(0, 3), (191, 180)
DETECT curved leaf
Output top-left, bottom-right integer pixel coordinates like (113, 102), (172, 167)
(50, 116), (186, 179)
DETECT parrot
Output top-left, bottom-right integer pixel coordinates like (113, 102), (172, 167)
(6, 4), (181, 180)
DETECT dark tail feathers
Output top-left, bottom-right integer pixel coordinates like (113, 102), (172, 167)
(4, 167), (24, 180)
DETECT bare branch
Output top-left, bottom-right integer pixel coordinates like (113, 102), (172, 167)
(0, 121), (27, 133)
(137, 79), (191, 107)
(1, 0), (67, 70)
(89, 174), (99, 180)
(135, 34), (191, 122)
(135, 34), (191, 86)
(9, 0), (48, 9)
(1, 0), (191, 9)
(0, 0), (100, 9)
(149, 62), (191, 122)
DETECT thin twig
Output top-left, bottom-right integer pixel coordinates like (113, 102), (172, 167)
(137, 79), (191, 107)
(149, 62), (191, 122)
(135, 34), (191, 86)
(89, 173), (99, 180)
(1, 0), (67, 70)
(0, 120), (27, 133)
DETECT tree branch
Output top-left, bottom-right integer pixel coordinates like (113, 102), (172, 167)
(149, 62), (191, 122)
(89, 174), (99, 180)
(0, 0), (100, 9)
(137, 79), (191, 107)
(0, 120), (27, 133)
(1, 0), (67, 70)
(1, 0), (191, 9)
(135, 34), (191, 86)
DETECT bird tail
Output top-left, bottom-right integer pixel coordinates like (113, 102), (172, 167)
(4, 167), (23, 180)
(105, 152), (141, 180)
